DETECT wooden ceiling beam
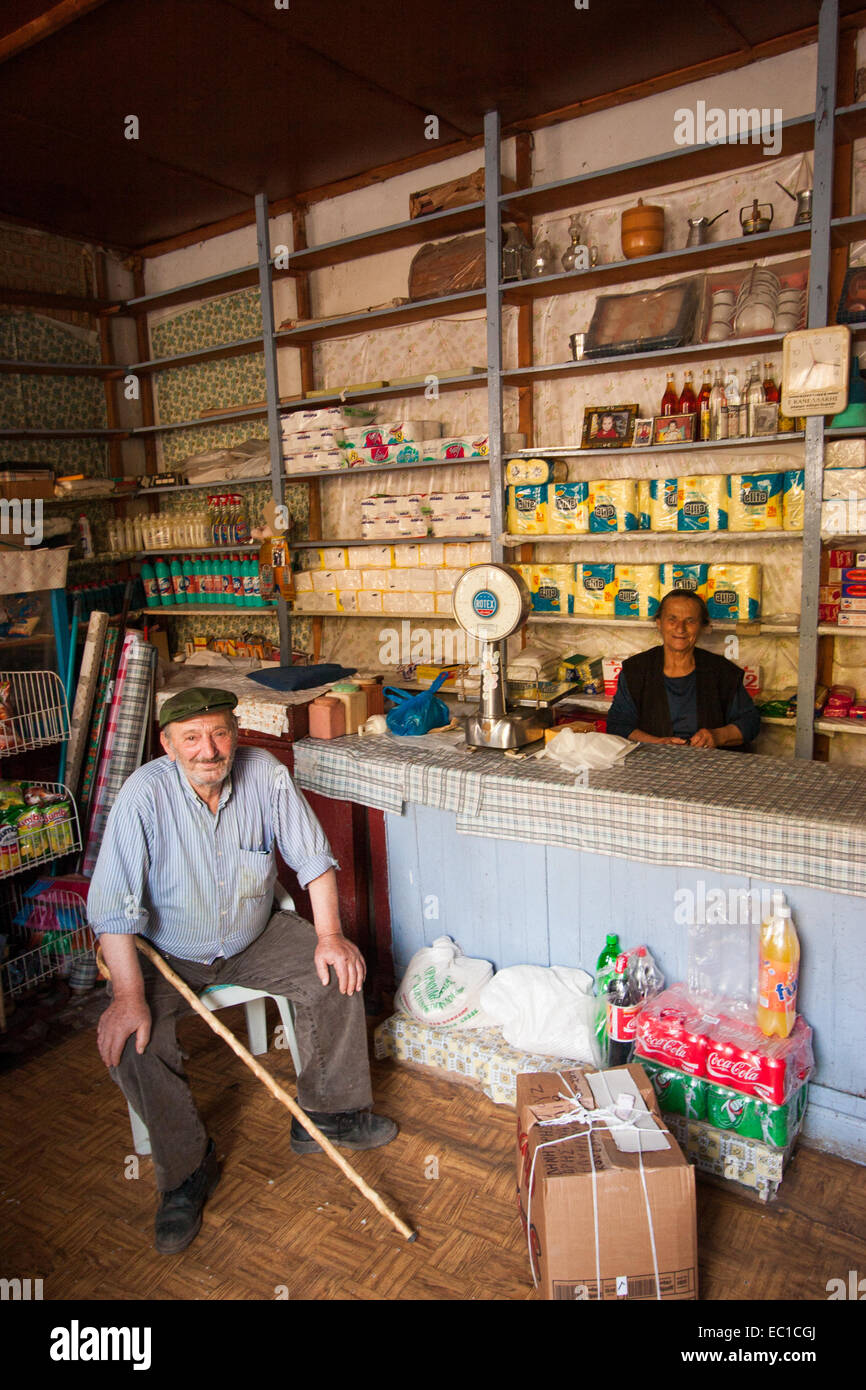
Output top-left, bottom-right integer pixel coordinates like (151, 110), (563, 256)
(0, 0), (114, 65)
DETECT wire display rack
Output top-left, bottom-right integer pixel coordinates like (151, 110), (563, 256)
(0, 879), (94, 1007)
(0, 781), (82, 880)
(0, 670), (70, 754)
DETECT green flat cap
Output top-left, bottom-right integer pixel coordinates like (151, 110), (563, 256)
(158, 686), (238, 728)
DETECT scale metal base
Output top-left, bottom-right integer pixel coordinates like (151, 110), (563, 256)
(463, 706), (552, 750)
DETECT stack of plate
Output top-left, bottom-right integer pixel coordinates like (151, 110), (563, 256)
(707, 287), (736, 342)
(733, 267), (781, 336)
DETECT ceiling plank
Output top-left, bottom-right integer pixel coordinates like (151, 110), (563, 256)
(0, 0), (114, 64)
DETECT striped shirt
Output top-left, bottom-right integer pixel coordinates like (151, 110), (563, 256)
(87, 746), (338, 963)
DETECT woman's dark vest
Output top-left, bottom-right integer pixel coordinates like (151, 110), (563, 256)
(621, 645), (745, 740)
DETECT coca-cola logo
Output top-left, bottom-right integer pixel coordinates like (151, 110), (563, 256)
(707, 1051), (760, 1083)
(641, 1028), (688, 1060)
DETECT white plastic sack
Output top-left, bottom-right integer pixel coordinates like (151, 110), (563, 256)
(396, 935), (494, 1029)
(543, 729), (638, 772)
(479, 964), (599, 1063)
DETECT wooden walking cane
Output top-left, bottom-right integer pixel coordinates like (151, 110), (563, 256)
(96, 939), (417, 1243)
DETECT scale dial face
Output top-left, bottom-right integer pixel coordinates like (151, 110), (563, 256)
(451, 563), (530, 642)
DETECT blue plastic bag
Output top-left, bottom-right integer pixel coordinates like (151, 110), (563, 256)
(383, 671), (451, 736)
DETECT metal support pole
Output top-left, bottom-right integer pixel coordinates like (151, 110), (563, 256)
(484, 109), (505, 564)
(795, 0), (838, 758)
(255, 191), (292, 665)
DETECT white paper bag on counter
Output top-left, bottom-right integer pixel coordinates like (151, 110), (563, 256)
(479, 964), (599, 1063)
(543, 729), (637, 771)
(396, 935), (494, 1029)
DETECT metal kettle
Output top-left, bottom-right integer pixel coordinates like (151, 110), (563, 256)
(685, 209), (728, 247)
(776, 180), (812, 225)
(740, 200), (774, 235)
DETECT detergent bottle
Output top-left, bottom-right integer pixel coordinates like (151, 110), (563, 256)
(757, 893), (800, 1038)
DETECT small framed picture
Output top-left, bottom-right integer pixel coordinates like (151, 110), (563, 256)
(581, 403), (639, 449)
(632, 417), (654, 447)
(652, 413), (697, 445)
(752, 401), (780, 436)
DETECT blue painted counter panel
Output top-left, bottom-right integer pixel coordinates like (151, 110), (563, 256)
(385, 802), (866, 1164)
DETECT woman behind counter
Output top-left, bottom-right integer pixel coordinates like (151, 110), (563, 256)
(606, 588), (761, 750)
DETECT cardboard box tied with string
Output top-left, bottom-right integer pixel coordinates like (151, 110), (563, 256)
(515, 1064), (698, 1300)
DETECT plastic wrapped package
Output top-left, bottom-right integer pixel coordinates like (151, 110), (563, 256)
(588, 479), (638, 532)
(677, 475), (729, 531)
(408, 233), (486, 301)
(728, 472), (783, 532)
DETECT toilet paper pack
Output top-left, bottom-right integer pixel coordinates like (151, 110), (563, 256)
(507, 484), (549, 535)
(706, 564), (763, 622)
(526, 564), (574, 614)
(783, 469), (804, 531)
(588, 479), (639, 532)
(548, 481), (590, 534)
(660, 563), (709, 599)
(677, 476), (728, 531)
(728, 472), (783, 532)
(614, 565), (661, 619)
(637, 479), (651, 530)
(573, 563), (617, 616)
(650, 478), (680, 532)
(506, 457), (569, 485)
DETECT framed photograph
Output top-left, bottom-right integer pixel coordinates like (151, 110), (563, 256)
(581, 403), (639, 449)
(836, 266), (866, 326)
(652, 413), (697, 445)
(632, 417), (654, 447)
(752, 401), (780, 436)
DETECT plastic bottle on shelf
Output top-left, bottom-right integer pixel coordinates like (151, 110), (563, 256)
(222, 554), (236, 606)
(230, 553), (244, 605)
(182, 555), (195, 605)
(170, 555), (184, 603)
(757, 893), (800, 1038)
(154, 557), (173, 606)
(124, 516), (137, 551)
(133, 516), (144, 552)
(252, 558), (264, 607)
(242, 554), (256, 606)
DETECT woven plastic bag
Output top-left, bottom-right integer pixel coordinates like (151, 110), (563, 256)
(384, 670), (451, 736)
(396, 935), (494, 1029)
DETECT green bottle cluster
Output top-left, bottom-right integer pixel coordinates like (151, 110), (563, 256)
(140, 553), (270, 608)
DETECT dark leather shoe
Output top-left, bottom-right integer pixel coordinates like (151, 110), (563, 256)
(290, 1108), (398, 1155)
(154, 1139), (220, 1254)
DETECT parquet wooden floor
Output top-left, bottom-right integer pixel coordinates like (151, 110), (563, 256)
(1, 1004), (864, 1301)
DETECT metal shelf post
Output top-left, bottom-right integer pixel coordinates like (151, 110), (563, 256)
(255, 191), (292, 666)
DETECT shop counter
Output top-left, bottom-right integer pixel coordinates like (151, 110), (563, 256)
(293, 734), (866, 1164)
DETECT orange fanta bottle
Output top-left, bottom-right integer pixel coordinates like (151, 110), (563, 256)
(757, 894), (800, 1038)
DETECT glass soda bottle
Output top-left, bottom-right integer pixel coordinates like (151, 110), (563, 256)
(696, 368), (712, 439)
(757, 893), (800, 1038)
(762, 362), (780, 403)
(678, 371), (697, 415)
(660, 372), (679, 416)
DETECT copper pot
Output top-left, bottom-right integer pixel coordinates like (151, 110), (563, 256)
(621, 198), (665, 259)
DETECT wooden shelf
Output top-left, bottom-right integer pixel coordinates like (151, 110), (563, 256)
(276, 289), (487, 347)
(284, 455), (491, 482)
(499, 114), (816, 220)
(501, 225), (811, 305)
(514, 432), (805, 459)
(293, 534), (488, 550)
(0, 428), (129, 440)
(818, 624), (866, 636)
(279, 372), (489, 413)
(503, 334), (790, 387)
(130, 335), (264, 375)
(295, 608), (459, 620)
(502, 531), (803, 545)
(284, 202), (487, 274)
(526, 614), (798, 634)
(141, 603), (278, 615)
(0, 360), (127, 378)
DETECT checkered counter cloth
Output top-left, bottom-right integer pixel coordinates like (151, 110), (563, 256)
(293, 736), (866, 898)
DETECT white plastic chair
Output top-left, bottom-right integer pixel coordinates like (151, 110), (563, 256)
(126, 886), (301, 1156)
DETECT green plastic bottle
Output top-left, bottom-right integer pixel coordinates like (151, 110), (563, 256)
(230, 553), (243, 606)
(242, 554), (256, 607)
(596, 933), (620, 977)
(594, 932), (621, 1063)
(154, 557), (172, 607)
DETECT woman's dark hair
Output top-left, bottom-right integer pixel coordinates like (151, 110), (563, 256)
(656, 588), (710, 626)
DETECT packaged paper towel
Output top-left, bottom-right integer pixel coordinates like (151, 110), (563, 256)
(548, 481), (589, 533)
(588, 479), (638, 532)
(677, 475), (728, 531)
(728, 472), (783, 531)
(614, 565), (661, 619)
(825, 439), (866, 469)
(341, 420), (443, 448)
(573, 563), (616, 617)
(505, 457), (569, 485)
(507, 483), (549, 535)
(649, 477), (679, 532)
(706, 564), (762, 621)
(660, 562), (709, 598)
(783, 469), (804, 531)
(824, 469), (866, 500)
(525, 564), (573, 614)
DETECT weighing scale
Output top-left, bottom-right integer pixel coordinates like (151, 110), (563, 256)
(451, 563), (554, 750)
